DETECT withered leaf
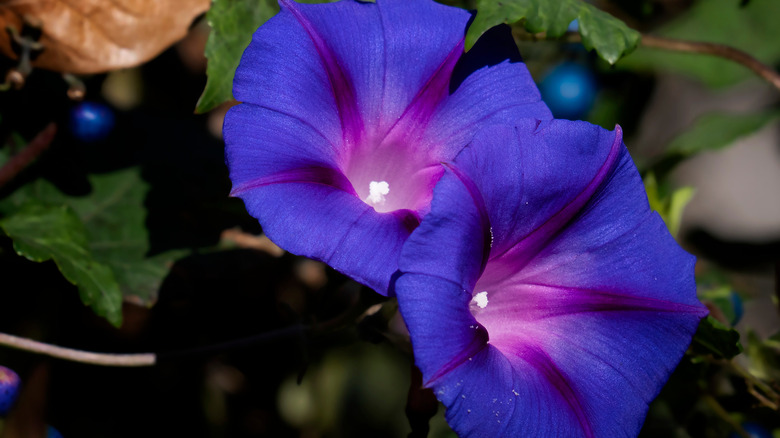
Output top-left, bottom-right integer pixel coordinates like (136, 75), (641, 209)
(0, 0), (210, 74)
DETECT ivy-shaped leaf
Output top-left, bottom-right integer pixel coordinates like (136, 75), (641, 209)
(195, 0), (279, 113)
(0, 168), (186, 324)
(0, 202), (123, 327)
(63, 170), (187, 306)
(467, 0), (640, 64)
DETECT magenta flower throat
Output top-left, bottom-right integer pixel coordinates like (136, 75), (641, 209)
(223, 0), (551, 295)
(395, 121), (709, 437)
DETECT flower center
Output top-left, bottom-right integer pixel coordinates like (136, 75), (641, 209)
(344, 137), (443, 214)
(365, 181), (390, 206)
(470, 290), (489, 311)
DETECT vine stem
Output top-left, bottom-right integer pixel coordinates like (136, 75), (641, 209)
(640, 35), (780, 91)
(561, 32), (780, 92)
(0, 332), (155, 367)
(0, 122), (57, 189)
(0, 295), (378, 367)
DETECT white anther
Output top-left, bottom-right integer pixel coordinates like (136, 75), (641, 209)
(366, 180), (390, 205)
(472, 291), (488, 309)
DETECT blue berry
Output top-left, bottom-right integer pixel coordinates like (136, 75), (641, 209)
(539, 62), (598, 120)
(68, 101), (116, 142)
(0, 365), (21, 416)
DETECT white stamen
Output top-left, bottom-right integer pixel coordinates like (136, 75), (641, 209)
(366, 180), (390, 205)
(472, 291), (489, 309)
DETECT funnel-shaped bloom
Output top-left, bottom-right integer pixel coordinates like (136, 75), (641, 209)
(396, 121), (708, 437)
(224, 0), (551, 295)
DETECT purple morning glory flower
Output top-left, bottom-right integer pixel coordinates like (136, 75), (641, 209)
(224, 0), (551, 295)
(395, 120), (708, 437)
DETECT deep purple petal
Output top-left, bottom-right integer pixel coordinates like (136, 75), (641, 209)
(232, 2), (349, 146)
(397, 165), (490, 291)
(226, 0), (550, 295)
(396, 273), (488, 384)
(398, 274), (597, 437)
(397, 122), (707, 437)
(226, 104), (419, 293)
(451, 120), (623, 283)
(422, 27), (553, 157)
(489, 126), (705, 309)
(422, 307), (704, 438)
(242, 181), (418, 293)
(235, 0), (472, 141)
(225, 104), (346, 191)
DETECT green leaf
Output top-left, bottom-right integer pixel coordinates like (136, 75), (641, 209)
(643, 172), (663, 216)
(64, 169), (187, 306)
(645, 109), (780, 178)
(642, 172), (694, 237)
(666, 110), (780, 157)
(0, 202), (123, 327)
(666, 186), (695, 237)
(195, 0), (279, 113)
(467, 0), (640, 64)
(691, 316), (743, 359)
(617, 0), (780, 87)
(0, 168), (185, 324)
(745, 330), (780, 381)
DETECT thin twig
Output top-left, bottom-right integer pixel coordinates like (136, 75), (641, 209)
(0, 294), (375, 367)
(0, 332), (156, 367)
(640, 35), (780, 91)
(728, 360), (780, 410)
(0, 122), (57, 189)
(560, 32), (780, 92)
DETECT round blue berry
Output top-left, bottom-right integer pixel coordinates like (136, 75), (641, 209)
(0, 365), (21, 416)
(539, 62), (598, 120)
(68, 101), (116, 142)
(47, 425), (64, 438)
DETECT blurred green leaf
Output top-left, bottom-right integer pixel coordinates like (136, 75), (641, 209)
(645, 110), (780, 178)
(745, 330), (780, 381)
(617, 0), (780, 87)
(644, 172), (663, 214)
(195, 0), (279, 113)
(0, 202), (123, 327)
(643, 172), (694, 237)
(665, 186), (695, 237)
(691, 316), (743, 359)
(666, 110), (780, 156)
(0, 168), (185, 323)
(467, 0), (640, 64)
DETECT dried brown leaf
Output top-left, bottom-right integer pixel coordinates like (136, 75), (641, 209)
(0, 0), (210, 74)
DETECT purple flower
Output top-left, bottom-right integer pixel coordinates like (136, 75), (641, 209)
(395, 121), (708, 437)
(223, 0), (551, 295)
